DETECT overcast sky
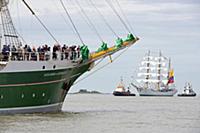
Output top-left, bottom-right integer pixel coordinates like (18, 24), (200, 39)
(8, 0), (200, 94)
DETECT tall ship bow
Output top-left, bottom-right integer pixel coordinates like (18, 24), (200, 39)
(0, 0), (138, 113)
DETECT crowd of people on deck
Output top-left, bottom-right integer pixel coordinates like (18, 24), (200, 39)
(0, 44), (81, 61)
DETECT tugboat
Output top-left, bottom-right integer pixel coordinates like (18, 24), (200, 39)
(113, 77), (135, 96)
(178, 82), (196, 97)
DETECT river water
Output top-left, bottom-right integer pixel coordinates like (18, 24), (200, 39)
(0, 94), (199, 133)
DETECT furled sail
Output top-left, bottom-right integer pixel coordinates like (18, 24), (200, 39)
(154, 56), (167, 61)
(139, 67), (167, 71)
(136, 51), (172, 87)
(143, 56), (154, 60)
(137, 73), (168, 77)
(141, 61), (166, 66)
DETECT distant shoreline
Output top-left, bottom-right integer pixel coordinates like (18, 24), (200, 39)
(69, 89), (111, 95)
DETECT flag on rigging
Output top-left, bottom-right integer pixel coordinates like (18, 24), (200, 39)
(168, 69), (174, 84)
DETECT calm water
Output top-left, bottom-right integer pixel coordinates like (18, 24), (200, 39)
(0, 94), (199, 133)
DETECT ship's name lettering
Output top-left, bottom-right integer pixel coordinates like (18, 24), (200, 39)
(44, 72), (68, 77)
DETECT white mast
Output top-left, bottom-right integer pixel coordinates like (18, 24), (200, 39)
(157, 51), (162, 89)
(145, 50), (151, 89)
(168, 58), (171, 73)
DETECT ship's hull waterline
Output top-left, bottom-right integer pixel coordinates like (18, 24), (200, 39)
(0, 63), (91, 114)
(137, 88), (177, 96)
(177, 93), (196, 97)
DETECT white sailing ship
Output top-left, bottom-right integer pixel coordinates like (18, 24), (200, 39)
(131, 51), (177, 96)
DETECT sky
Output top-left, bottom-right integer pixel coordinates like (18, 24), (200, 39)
(8, 0), (200, 94)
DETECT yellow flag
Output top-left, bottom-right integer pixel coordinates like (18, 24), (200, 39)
(169, 69), (174, 77)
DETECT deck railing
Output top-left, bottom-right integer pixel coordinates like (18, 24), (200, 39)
(0, 51), (81, 62)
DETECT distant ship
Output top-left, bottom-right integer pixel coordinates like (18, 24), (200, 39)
(0, 0), (139, 113)
(113, 77), (135, 96)
(178, 82), (196, 97)
(131, 51), (177, 96)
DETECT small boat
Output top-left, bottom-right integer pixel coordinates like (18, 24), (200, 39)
(113, 78), (135, 96)
(178, 82), (196, 97)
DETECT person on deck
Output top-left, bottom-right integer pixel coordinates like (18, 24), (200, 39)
(11, 45), (17, 60)
(2, 45), (10, 61)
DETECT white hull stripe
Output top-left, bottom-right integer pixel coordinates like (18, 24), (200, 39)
(0, 103), (62, 111)
(0, 73), (82, 87)
(0, 78), (66, 87)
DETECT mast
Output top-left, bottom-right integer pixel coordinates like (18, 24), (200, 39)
(120, 76), (123, 85)
(0, 0), (21, 50)
(168, 57), (171, 72)
(157, 51), (162, 90)
(145, 50), (150, 89)
(167, 57), (171, 83)
(167, 57), (172, 85)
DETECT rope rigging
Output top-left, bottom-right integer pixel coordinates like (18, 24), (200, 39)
(88, 0), (119, 38)
(59, 0), (85, 45)
(21, 0), (60, 45)
(16, 1), (22, 34)
(105, 0), (131, 34)
(74, 45), (132, 85)
(12, 0), (137, 85)
(114, 0), (136, 36)
(15, 30), (27, 45)
(0, 2), (22, 48)
(16, 1), (27, 45)
(51, 0), (75, 35)
(74, 0), (104, 42)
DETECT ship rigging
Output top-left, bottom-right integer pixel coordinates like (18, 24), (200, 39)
(131, 51), (177, 96)
(0, 0), (138, 114)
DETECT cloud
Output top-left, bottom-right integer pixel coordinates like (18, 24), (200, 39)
(121, 1), (200, 22)
(9, 0), (200, 23)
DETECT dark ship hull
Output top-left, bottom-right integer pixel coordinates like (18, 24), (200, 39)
(113, 91), (135, 96)
(177, 93), (196, 97)
(0, 62), (91, 114)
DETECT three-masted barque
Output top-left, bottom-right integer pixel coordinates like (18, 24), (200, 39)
(131, 51), (177, 96)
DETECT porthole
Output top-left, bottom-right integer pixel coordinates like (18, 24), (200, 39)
(21, 94), (24, 98)
(0, 95), (3, 99)
(53, 65), (56, 69)
(42, 93), (45, 97)
(32, 93), (36, 98)
(42, 66), (45, 69)
(48, 99), (51, 103)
